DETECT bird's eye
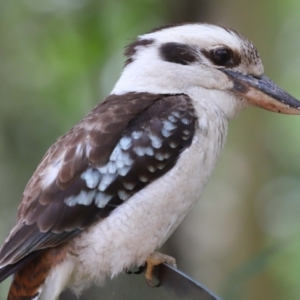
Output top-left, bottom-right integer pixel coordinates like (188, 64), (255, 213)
(211, 48), (232, 66)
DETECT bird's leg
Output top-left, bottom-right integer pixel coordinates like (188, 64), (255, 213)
(145, 252), (177, 287)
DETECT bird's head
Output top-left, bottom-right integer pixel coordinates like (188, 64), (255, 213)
(112, 23), (300, 119)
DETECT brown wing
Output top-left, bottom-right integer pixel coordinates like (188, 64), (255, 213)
(0, 92), (197, 268)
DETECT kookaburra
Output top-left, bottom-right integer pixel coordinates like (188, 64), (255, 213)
(1, 23), (300, 300)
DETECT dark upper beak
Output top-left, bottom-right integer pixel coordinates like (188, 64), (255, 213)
(222, 69), (300, 115)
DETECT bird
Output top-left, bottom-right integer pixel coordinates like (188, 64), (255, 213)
(1, 22), (300, 300)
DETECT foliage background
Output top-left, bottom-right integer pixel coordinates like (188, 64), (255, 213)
(1, 0), (300, 299)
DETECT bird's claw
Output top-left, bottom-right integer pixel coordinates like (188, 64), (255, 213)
(145, 252), (177, 287)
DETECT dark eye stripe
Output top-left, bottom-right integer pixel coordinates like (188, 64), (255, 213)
(160, 42), (198, 65)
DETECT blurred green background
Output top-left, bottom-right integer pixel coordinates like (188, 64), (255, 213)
(1, 0), (300, 299)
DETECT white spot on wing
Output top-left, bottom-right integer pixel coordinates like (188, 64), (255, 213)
(80, 190), (96, 205)
(163, 120), (177, 131)
(122, 153), (134, 166)
(111, 145), (133, 167)
(156, 162), (166, 170)
(118, 165), (131, 176)
(133, 146), (145, 156)
(133, 146), (154, 156)
(107, 161), (117, 174)
(118, 190), (130, 201)
(110, 144), (121, 161)
(98, 174), (117, 191)
(149, 133), (163, 149)
(115, 158), (125, 169)
(169, 140), (179, 148)
(81, 169), (101, 189)
(120, 137), (132, 150)
(155, 153), (165, 161)
(65, 190), (96, 206)
(123, 181), (136, 190)
(147, 165), (156, 173)
(168, 115), (177, 122)
(145, 147), (154, 155)
(172, 111), (182, 118)
(164, 152), (172, 159)
(139, 175), (148, 182)
(95, 192), (113, 208)
(98, 165), (108, 174)
(161, 128), (172, 138)
(132, 131), (143, 139)
(181, 118), (190, 125)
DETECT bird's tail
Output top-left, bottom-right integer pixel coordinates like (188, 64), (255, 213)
(0, 251), (41, 283)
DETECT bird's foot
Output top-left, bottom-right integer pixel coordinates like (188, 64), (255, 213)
(145, 252), (177, 287)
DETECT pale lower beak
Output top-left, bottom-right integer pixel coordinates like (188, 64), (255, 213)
(222, 69), (300, 115)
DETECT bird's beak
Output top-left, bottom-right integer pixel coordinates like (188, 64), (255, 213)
(222, 69), (300, 115)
